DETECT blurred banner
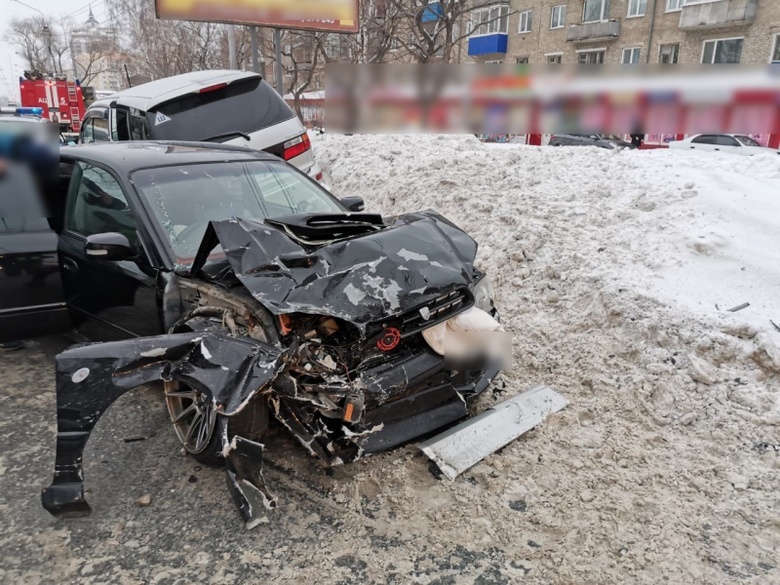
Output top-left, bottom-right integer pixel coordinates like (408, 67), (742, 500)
(325, 65), (780, 135)
(156, 0), (359, 32)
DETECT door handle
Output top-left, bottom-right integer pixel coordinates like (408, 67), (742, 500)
(62, 257), (79, 273)
(714, 148), (720, 151)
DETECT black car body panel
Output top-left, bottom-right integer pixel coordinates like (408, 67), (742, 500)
(192, 211), (478, 330)
(0, 164), (69, 342)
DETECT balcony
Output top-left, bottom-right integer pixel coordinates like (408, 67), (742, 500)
(566, 20), (620, 43)
(679, 0), (757, 30)
(420, 2), (443, 23)
(468, 34), (508, 56)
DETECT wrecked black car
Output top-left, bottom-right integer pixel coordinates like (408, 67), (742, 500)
(0, 142), (506, 527)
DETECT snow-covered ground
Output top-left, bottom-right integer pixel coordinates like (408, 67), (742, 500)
(312, 135), (780, 583)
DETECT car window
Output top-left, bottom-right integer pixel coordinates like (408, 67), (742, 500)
(145, 77), (295, 141)
(64, 163), (137, 244)
(734, 135), (760, 147)
(129, 115), (147, 140)
(93, 117), (109, 142)
(691, 135), (716, 145)
(715, 135), (740, 147)
(111, 109), (130, 141)
(81, 118), (94, 143)
(131, 161), (343, 262)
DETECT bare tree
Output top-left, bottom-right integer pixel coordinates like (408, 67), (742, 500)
(6, 17), (55, 73)
(393, 0), (513, 63)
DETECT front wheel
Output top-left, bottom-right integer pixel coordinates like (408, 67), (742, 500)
(164, 381), (271, 466)
(165, 381), (223, 465)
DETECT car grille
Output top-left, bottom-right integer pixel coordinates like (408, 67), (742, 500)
(398, 288), (473, 336)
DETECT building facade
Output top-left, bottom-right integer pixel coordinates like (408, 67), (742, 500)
(465, 0), (780, 64)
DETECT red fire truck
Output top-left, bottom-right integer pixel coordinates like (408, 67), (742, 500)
(19, 71), (86, 133)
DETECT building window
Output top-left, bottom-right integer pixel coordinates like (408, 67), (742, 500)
(583, 0), (611, 23)
(772, 34), (780, 63)
(516, 57), (529, 64)
(659, 43), (679, 64)
(621, 47), (641, 63)
(547, 53), (563, 63)
(550, 5), (566, 29)
(627, 0), (647, 17)
(518, 10), (533, 34)
(702, 38), (743, 64)
(577, 50), (605, 64)
(666, 0), (682, 11)
(471, 4), (510, 37)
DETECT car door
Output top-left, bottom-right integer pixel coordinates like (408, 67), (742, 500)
(689, 135), (717, 152)
(0, 163), (70, 342)
(714, 135), (741, 155)
(58, 159), (163, 340)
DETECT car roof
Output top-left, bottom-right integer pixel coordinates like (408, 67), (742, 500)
(60, 140), (280, 172)
(0, 114), (47, 124)
(88, 70), (261, 112)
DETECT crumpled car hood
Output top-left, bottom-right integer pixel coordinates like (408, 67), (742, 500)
(191, 209), (478, 329)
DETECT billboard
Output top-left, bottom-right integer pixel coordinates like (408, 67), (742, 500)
(156, 0), (359, 33)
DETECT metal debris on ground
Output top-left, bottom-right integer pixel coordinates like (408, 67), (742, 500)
(419, 385), (569, 481)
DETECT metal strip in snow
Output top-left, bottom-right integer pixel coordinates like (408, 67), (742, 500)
(419, 385), (569, 481)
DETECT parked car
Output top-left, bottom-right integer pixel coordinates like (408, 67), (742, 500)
(549, 133), (635, 150)
(668, 134), (779, 156)
(79, 70), (324, 181)
(2, 141), (505, 526)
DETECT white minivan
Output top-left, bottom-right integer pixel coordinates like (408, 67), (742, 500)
(79, 70), (323, 181)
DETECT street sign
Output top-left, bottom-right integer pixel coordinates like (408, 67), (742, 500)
(156, 0), (359, 33)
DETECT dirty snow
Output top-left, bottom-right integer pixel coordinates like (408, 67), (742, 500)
(312, 134), (780, 583)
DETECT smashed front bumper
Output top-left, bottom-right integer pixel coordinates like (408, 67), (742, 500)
(41, 331), (499, 528)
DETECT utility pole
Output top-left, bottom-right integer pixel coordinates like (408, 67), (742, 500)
(250, 26), (262, 75)
(274, 28), (283, 94)
(227, 24), (238, 69)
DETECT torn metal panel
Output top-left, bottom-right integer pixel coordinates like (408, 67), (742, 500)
(41, 332), (284, 519)
(419, 385), (569, 481)
(223, 435), (276, 530)
(190, 210), (479, 330)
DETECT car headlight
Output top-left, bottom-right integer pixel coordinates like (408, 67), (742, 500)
(473, 276), (495, 313)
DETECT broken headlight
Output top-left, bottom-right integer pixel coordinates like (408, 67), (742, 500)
(472, 275), (495, 314)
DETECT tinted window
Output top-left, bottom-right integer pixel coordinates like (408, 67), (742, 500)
(146, 78), (295, 141)
(715, 135), (739, 147)
(691, 135), (716, 145)
(112, 109), (130, 141)
(64, 163), (137, 243)
(132, 161), (342, 262)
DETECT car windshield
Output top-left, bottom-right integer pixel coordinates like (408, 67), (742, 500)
(132, 161), (344, 264)
(145, 77), (295, 141)
(734, 135), (761, 147)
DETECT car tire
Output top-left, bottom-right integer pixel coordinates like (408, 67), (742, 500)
(165, 382), (271, 467)
(164, 306), (277, 467)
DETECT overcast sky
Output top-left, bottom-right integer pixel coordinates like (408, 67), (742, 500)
(1, 0), (108, 101)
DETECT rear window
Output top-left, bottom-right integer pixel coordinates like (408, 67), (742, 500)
(146, 77), (295, 141)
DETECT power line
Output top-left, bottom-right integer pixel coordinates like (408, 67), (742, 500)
(63, 0), (105, 20)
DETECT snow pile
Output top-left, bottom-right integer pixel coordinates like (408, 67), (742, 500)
(312, 134), (780, 583)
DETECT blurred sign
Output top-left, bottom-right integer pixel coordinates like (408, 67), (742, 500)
(156, 0), (359, 32)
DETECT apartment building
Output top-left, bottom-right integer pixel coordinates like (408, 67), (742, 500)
(465, 0), (780, 64)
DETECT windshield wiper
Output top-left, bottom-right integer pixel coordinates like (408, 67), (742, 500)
(203, 131), (251, 143)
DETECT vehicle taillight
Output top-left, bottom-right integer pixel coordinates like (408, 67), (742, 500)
(282, 133), (311, 160)
(199, 82), (227, 94)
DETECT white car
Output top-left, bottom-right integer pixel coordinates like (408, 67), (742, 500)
(79, 70), (323, 181)
(669, 134), (779, 156)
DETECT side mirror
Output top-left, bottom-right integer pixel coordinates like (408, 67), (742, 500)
(340, 196), (365, 212)
(85, 232), (136, 261)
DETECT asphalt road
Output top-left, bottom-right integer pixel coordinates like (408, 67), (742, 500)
(0, 335), (522, 585)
